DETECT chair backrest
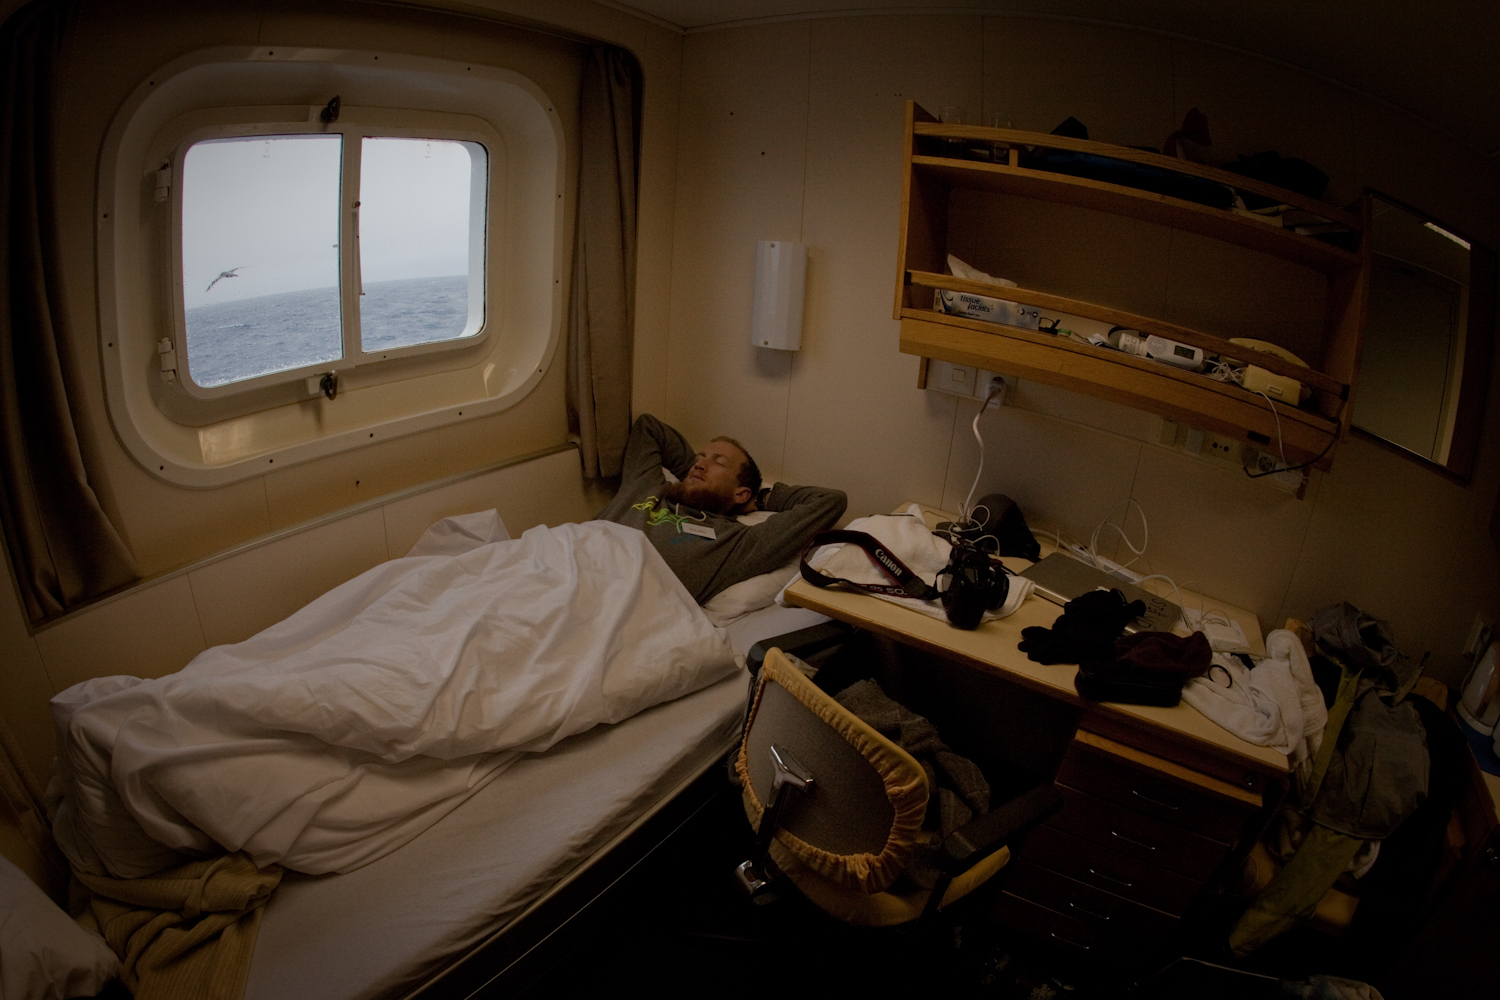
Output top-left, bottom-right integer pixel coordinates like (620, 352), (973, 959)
(736, 649), (928, 895)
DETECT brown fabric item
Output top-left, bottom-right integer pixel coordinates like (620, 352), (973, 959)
(0, 0), (140, 623)
(736, 651), (928, 895)
(833, 678), (990, 889)
(1114, 630), (1212, 678)
(75, 853), (281, 1000)
(567, 44), (641, 479)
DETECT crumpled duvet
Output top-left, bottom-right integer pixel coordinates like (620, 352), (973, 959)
(49, 519), (735, 879)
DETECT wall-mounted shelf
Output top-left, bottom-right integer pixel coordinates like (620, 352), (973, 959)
(895, 104), (1371, 469)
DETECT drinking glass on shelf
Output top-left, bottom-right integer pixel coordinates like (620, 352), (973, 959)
(989, 110), (1013, 163)
(940, 106), (965, 158)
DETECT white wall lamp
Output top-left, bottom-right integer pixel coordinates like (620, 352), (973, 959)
(751, 239), (807, 351)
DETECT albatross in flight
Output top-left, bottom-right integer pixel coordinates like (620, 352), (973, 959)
(205, 267), (246, 293)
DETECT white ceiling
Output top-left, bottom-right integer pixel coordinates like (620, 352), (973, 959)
(609, 0), (1500, 157)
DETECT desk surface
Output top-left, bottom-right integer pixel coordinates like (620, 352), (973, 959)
(783, 504), (1290, 789)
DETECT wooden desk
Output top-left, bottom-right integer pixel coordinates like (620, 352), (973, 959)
(782, 506), (1288, 792)
(782, 505), (1291, 964)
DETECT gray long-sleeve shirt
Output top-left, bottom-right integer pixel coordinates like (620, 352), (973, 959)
(594, 415), (846, 604)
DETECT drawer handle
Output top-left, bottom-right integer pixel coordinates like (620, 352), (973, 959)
(1111, 829), (1158, 852)
(1131, 788), (1180, 811)
(1086, 866), (1133, 889)
(1067, 901), (1111, 923)
(1050, 931), (1091, 951)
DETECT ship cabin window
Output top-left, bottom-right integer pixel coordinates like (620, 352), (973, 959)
(98, 48), (568, 488)
(177, 132), (489, 396)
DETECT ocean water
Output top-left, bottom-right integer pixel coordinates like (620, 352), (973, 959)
(184, 275), (472, 387)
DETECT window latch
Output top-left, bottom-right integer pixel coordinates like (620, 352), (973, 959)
(320, 95), (340, 124)
(157, 337), (177, 383)
(319, 372), (338, 400)
(154, 163), (171, 204)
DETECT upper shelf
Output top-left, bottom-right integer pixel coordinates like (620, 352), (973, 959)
(909, 125), (1364, 275)
(904, 269), (1349, 401)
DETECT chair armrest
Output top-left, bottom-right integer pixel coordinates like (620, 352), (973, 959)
(942, 783), (1063, 871)
(747, 620), (855, 678)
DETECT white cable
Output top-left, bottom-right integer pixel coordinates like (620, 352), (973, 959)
(1088, 499), (1148, 571)
(1253, 390), (1288, 473)
(960, 383), (1002, 521)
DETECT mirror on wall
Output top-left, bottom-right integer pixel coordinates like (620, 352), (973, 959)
(1354, 194), (1496, 481)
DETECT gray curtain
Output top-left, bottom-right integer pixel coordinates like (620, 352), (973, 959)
(0, 0), (139, 624)
(567, 45), (641, 479)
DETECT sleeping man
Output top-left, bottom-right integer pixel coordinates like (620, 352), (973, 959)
(596, 414), (846, 604)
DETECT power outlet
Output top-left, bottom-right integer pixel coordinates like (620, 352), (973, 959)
(925, 361), (1012, 408)
(1203, 432), (1242, 465)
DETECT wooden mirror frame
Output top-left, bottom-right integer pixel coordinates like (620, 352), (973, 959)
(1355, 190), (1496, 483)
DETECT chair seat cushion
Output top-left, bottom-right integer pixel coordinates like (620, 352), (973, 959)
(769, 840), (1012, 927)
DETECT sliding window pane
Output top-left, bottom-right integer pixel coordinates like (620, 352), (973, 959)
(180, 134), (343, 388)
(358, 138), (486, 352)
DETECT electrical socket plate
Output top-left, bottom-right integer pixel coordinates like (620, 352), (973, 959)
(1203, 432), (1244, 465)
(925, 359), (1011, 408)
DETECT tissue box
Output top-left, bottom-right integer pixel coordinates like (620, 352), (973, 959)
(935, 289), (1040, 330)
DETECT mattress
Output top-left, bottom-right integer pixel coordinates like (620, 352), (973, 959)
(244, 602), (828, 1000)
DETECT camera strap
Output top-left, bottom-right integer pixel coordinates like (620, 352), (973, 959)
(799, 530), (939, 601)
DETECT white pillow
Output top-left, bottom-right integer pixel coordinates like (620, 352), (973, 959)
(702, 557), (801, 627)
(0, 855), (118, 1000)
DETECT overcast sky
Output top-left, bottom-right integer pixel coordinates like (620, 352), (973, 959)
(181, 134), (480, 309)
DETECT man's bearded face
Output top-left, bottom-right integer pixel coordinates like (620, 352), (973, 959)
(661, 440), (750, 514)
(661, 478), (735, 513)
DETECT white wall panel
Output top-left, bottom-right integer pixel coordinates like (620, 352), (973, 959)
(35, 577), (208, 691)
(381, 447), (593, 555)
(781, 14), (984, 518)
(188, 509), (390, 647)
(664, 21), (811, 474)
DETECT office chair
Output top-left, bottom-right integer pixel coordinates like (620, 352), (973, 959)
(733, 647), (1060, 927)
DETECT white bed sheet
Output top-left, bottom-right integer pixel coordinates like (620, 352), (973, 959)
(244, 602), (827, 1000)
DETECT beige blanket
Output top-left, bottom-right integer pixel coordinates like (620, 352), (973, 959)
(76, 854), (281, 1000)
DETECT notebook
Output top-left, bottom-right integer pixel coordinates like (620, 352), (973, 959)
(1018, 552), (1183, 634)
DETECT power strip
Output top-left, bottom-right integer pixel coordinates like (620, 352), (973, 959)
(1056, 542), (1143, 584)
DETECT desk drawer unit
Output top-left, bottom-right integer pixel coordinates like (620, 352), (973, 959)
(1004, 859), (1178, 949)
(997, 730), (1264, 953)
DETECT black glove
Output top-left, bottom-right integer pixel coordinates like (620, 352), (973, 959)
(1018, 589), (1145, 665)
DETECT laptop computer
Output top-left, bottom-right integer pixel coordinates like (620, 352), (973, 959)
(1019, 552), (1183, 634)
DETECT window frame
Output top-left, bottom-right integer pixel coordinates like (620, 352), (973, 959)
(96, 47), (568, 489)
(168, 114), (499, 401)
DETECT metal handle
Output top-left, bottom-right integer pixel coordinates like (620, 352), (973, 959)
(1130, 788), (1180, 811)
(1111, 829), (1158, 852)
(1086, 866), (1133, 889)
(1067, 901), (1111, 923)
(1050, 931), (1091, 951)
